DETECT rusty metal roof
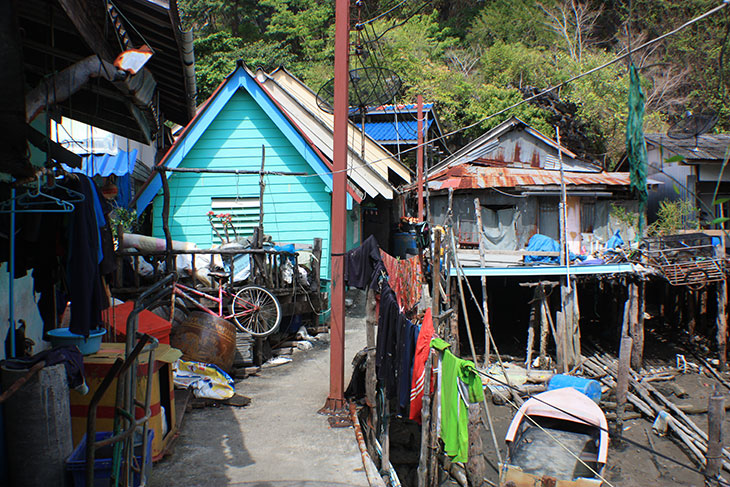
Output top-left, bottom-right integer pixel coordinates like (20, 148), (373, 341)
(427, 165), (632, 191)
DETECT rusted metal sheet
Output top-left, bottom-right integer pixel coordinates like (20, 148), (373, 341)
(428, 165), (631, 191)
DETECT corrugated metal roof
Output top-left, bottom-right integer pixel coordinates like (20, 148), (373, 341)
(364, 103), (434, 114)
(427, 165), (632, 191)
(355, 119), (433, 143)
(645, 134), (730, 161)
(62, 150), (138, 177)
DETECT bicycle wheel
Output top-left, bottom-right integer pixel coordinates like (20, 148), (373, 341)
(229, 285), (282, 337)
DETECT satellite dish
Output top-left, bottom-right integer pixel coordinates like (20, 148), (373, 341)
(667, 110), (718, 140)
(316, 67), (402, 114)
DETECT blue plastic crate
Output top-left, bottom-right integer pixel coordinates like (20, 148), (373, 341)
(66, 430), (153, 487)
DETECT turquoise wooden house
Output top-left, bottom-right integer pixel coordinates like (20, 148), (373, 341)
(133, 62), (389, 278)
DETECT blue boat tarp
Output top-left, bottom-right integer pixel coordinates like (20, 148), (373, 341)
(62, 149), (137, 177)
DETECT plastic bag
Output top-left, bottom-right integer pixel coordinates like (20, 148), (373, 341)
(173, 359), (235, 400)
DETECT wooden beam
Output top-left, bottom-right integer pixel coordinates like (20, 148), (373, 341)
(473, 198), (491, 366)
(57, 0), (114, 61)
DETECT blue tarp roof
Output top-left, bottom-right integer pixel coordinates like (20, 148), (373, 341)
(355, 119), (433, 143)
(62, 149), (137, 177)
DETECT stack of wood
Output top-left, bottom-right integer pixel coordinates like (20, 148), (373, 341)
(583, 352), (730, 475)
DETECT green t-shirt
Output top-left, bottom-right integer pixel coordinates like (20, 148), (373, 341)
(431, 337), (484, 462)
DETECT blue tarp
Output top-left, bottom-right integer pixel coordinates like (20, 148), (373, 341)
(605, 230), (624, 249)
(524, 234), (585, 264)
(62, 149), (137, 177)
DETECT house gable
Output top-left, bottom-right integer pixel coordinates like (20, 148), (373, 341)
(150, 88), (333, 277)
(135, 63), (334, 215)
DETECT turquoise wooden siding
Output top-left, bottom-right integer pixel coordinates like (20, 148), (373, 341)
(152, 89), (332, 277)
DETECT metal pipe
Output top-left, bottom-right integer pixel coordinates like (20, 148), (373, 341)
(322, 0), (349, 414)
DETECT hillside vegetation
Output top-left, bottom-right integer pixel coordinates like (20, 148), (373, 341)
(179, 0), (730, 168)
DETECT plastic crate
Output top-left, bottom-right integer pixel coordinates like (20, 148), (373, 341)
(66, 430), (153, 487)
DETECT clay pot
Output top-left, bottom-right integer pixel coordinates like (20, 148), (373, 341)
(170, 311), (236, 373)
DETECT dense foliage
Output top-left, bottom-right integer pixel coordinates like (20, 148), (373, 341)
(179, 0), (730, 168)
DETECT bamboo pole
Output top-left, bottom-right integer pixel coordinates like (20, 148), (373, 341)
(449, 228), (503, 465)
(473, 198), (491, 367)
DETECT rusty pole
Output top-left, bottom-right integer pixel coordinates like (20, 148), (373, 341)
(321, 0), (349, 414)
(417, 94), (424, 221)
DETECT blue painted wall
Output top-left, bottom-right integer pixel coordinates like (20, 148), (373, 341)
(152, 89), (332, 277)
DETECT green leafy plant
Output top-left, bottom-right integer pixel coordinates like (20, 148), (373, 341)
(645, 199), (699, 237)
(109, 207), (139, 240)
(610, 202), (639, 235)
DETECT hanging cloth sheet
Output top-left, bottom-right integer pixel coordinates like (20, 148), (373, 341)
(431, 337), (484, 463)
(410, 308), (435, 423)
(344, 235), (384, 289)
(626, 64), (648, 234)
(380, 250), (422, 311)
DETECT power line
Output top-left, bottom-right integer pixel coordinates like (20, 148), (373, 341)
(296, 1), (729, 181)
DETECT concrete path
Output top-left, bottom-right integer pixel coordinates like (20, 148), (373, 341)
(150, 301), (369, 487)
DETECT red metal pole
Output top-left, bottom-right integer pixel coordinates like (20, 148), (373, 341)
(321, 0), (349, 414)
(417, 94), (424, 222)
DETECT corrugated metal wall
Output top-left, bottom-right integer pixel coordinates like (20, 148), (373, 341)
(151, 90), (332, 277)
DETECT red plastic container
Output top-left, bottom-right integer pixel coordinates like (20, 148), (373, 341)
(102, 301), (171, 345)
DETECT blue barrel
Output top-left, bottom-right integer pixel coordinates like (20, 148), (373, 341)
(392, 232), (417, 259)
(547, 374), (602, 403)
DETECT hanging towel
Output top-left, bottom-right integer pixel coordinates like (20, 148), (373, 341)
(431, 337), (484, 463)
(380, 249), (422, 310)
(409, 308), (435, 423)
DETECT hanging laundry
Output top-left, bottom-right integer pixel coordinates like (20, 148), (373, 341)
(375, 283), (401, 400)
(397, 317), (419, 416)
(380, 249), (422, 310)
(410, 308), (435, 423)
(431, 337), (484, 463)
(344, 234), (384, 289)
(67, 175), (107, 336)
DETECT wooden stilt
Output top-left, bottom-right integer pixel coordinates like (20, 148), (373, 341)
(526, 287), (539, 371)
(616, 335), (633, 436)
(466, 403), (488, 485)
(365, 288), (377, 445)
(707, 384), (725, 478)
(719, 279), (728, 371)
(539, 285), (550, 368)
(449, 277), (460, 356)
(556, 309), (567, 373)
(571, 280), (581, 365)
(688, 289), (697, 337)
(417, 352), (433, 487)
(627, 281), (643, 370)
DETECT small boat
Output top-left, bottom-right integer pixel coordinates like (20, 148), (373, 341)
(499, 387), (609, 487)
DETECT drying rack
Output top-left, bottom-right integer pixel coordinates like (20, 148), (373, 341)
(85, 274), (174, 487)
(0, 174), (84, 357)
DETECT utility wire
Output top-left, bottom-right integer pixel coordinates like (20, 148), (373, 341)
(359, 0), (410, 26)
(297, 1), (729, 180)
